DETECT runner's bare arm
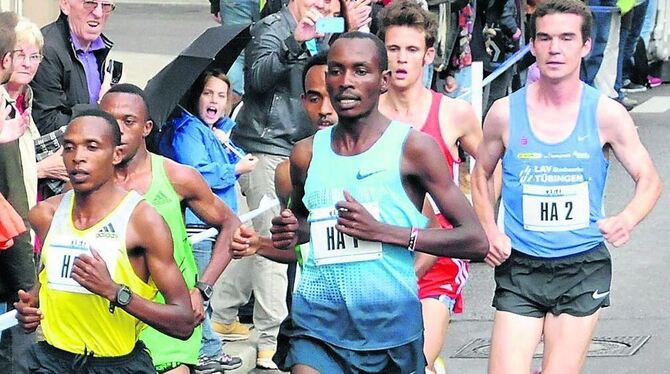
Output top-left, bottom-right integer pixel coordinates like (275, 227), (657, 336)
(336, 131), (488, 259)
(254, 237), (298, 263)
(405, 131), (488, 259)
(14, 200), (60, 332)
(414, 202), (440, 278)
(272, 138), (313, 250)
(472, 99), (508, 234)
(445, 98), (483, 158)
(452, 98), (505, 204)
(117, 203), (194, 339)
(596, 99), (662, 246)
(166, 160), (241, 285)
(275, 160), (292, 209)
(472, 99), (512, 266)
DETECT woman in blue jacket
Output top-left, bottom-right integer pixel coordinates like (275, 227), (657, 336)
(159, 68), (257, 364)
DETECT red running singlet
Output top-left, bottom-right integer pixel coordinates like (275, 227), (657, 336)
(417, 90), (469, 313)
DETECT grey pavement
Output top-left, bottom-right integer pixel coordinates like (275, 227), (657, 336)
(106, 5), (670, 373)
(104, 3), (215, 87)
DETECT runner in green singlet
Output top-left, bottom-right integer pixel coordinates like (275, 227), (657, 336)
(99, 84), (243, 374)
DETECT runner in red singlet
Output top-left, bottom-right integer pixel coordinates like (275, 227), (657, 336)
(377, 2), (490, 373)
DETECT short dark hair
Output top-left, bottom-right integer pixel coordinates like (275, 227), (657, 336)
(530, 0), (592, 43)
(106, 83), (151, 118)
(377, 0), (437, 49)
(302, 51), (328, 93)
(0, 12), (18, 59)
(71, 109), (122, 146)
(334, 32), (388, 71)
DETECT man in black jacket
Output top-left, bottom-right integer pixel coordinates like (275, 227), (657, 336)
(29, 1), (115, 196)
(30, 2), (114, 136)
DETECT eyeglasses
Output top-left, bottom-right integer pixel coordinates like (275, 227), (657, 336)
(14, 51), (43, 64)
(82, 0), (116, 14)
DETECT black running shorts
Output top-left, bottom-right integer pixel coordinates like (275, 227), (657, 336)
(26, 341), (155, 374)
(493, 242), (612, 318)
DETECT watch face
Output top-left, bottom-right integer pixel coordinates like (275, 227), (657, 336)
(117, 286), (132, 305)
(197, 282), (213, 299)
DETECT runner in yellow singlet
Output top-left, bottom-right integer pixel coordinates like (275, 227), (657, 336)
(15, 110), (195, 374)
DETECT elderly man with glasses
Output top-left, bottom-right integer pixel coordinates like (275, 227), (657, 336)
(29, 0), (117, 197)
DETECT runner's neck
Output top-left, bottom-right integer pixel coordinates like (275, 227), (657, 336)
(534, 76), (583, 108)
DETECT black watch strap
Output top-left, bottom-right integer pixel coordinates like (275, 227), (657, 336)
(196, 281), (213, 301)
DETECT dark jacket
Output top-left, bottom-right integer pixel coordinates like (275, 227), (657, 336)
(471, 0), (520, 71)
(0, 141), (35, 302)
(30, 13), (113, 136)
(232, 6), (320, 157)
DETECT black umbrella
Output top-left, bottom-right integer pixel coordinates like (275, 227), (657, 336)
(144, 23), (251, 128)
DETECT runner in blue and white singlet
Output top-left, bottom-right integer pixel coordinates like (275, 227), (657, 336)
(501, 83), (608, 258)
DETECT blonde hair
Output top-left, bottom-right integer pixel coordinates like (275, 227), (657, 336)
(14, 17), (43, 51)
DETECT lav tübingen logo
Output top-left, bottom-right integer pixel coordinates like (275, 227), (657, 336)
(96, 223), (118, 239)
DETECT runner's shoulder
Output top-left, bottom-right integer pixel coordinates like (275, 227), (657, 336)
(596, 95), (632, 131)
(439, 95), (478, 130)
(29, 195), (63, 235)
(404, 129), (443, 161)
(161, 156), (202, 188)
(483, 97), (511, 131)
(290, 135), (315, 173)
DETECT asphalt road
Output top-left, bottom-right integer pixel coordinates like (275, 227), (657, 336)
(105, 3), (214, 57)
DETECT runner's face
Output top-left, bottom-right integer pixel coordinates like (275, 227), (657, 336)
(62, 116), (121, 193)
(384, 26), (434, 89)
(326, 38), (388, 120)
(531, 13), (591, 82)
(301, 64), (337, 130)
(197, 76), (228, 127)
(100, 92), (151, 163)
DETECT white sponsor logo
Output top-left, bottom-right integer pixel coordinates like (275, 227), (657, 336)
(592, 290), (610, 299)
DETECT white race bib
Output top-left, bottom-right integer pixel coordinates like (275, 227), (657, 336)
(309, 203), (383, 266)
(522, 182), (590, 232)
(46, 237), (120, 294)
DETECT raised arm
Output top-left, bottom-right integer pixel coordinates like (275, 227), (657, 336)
(245, 21), (303, 94)
(597, 99), (662, 246)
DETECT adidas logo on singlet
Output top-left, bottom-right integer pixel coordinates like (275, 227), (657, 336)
(152, 191), (170, 206)
(96, 223), (118, 239)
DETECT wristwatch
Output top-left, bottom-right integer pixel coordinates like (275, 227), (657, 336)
(109, 284), (132, 313)
(196, 281), (214, 301)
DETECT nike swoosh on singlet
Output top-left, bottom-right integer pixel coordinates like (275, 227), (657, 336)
(356, 169), (385, 180)
(592, 290), (610, 299)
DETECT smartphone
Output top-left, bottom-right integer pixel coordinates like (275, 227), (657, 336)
(316, 17), (345, 34)
(106, 60), (123, 86)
